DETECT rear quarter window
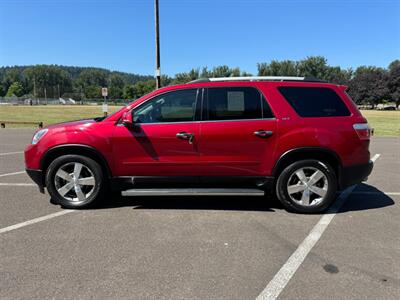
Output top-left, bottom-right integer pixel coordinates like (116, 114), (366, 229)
(278, 87), (350, 117)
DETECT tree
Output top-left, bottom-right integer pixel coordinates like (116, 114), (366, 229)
(123, 85), (136, 99)
(325, 67), (353, 85)
(6, 82), (24, 97)
(24, 65), (72, 98)
(74, 68), (108, 99)
(172, 65), (244, 84)
(348, 66), (389, 108)
(258, 60), (298, 76)
(211, 65), (241, 77)
(75, 68), (108, 87)
(387, 60), (400, 108)
(109, 73), (125, 99)
(123, 80), (155, 99)
(174, 68), (200, 84)
(84, 85), (102, 99)
(2, 68), (23, 96)
(297, 56), (329, 79)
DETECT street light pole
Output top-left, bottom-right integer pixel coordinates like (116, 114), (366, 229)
(154, 0), (161, 89)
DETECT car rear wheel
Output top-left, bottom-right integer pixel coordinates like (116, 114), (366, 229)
(276, 159), (337, 213)
(45, 155), (105, 209)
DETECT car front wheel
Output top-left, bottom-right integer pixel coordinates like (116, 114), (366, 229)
(276, 159), (337, 213)
(45, 155), (105, 209)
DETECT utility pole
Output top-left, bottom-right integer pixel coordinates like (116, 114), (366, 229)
(154, 0), (161, 89)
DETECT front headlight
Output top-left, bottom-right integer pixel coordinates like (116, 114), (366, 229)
(32, 129), (48, 145)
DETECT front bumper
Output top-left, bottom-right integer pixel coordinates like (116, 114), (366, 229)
(339, 160), (374, 190)
(26, 169), (45, 193)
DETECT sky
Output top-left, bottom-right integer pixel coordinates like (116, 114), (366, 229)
(0, 0), (399, 76)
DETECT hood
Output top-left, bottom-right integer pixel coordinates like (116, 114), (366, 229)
(45, 119), (96, 130)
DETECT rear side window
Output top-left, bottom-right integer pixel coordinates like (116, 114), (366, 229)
(278, 87), (350, 117)
(205, 87), (273, 121)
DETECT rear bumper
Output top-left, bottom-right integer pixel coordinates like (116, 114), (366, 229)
(26, 169), (45, 193)
(339, 160), (373, 190)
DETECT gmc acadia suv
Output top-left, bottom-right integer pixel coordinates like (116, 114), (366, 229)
(25, 76), (373, 213)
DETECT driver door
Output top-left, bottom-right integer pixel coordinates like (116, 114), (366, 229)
(112, 88), (201, 176)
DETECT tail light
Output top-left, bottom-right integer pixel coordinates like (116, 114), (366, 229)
(353, 123), (372, 140)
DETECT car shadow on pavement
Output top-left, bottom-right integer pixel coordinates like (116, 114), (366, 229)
(338, 183), (395, 213)
(96, 194), (281, 212)
(63, 183), (394, 213)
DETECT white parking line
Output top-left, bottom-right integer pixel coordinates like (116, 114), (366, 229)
(256, 186), (356, 300)
(371, 153), (381, 162)
(256, 153), (383, 299)
(353, 191), (400, 196)
(0, 183), (35, 187)
(0, 171), (25, 178)
(0, 151), (23, 156)
(0, 210), (75, 234)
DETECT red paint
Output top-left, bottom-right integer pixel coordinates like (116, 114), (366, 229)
(25, 81), (371, 179)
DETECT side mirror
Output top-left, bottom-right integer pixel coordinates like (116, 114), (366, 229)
(122, 111), (133, 127)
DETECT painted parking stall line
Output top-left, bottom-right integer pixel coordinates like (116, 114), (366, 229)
(0, 151), (23, 156)
(353, 191), (400, 196)
(256, 186), (356, 300)
(0, 183), (36, 187)
(371, 153), (381, 162)
(256, 153), (382, 300)
(0, 171), (25, 178)
(0, 210), (75, 234)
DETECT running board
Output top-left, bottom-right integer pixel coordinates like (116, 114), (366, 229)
(121, 188), (265, 197)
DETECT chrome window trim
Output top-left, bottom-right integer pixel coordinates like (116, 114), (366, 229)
(117, 117), (276, 126)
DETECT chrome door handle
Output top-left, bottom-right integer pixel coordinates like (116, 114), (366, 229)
(176, 132), (194, 144)
(254, 130), (273, 138)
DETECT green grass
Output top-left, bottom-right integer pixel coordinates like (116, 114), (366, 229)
(360, 110), (400, 137)
(0, 105), (399, 136)
(0, 105), (123, 127)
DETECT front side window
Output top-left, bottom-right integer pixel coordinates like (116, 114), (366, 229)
(278, 86), (351, 117)
(204, 87), (273, 121)
(133, 89), (198, 123)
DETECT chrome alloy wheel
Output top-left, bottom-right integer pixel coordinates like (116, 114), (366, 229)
(286, 167), (328, 206)
(54, 162), (96, 202)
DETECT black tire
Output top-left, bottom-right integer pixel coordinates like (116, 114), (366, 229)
(275, 159), (337, 213)
(45, 155), (105, 209)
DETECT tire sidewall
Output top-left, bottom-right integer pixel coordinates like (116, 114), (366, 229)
(276, 160), (337, 213)
(45, 155), (104, 208)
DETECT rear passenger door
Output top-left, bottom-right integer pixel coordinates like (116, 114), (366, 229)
(198, 86), (277, 176)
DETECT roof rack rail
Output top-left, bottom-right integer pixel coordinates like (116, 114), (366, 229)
(188, 76), (326, 83)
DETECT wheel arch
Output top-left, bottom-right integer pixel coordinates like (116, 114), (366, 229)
(272, 147), (342, 184)
(40, 144), (112, 186)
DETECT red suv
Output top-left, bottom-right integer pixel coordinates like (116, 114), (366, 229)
(25, 77), (373, 213)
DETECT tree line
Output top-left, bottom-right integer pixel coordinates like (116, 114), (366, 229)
(0, 65), (152, 101)
(0, 56), (399, 108)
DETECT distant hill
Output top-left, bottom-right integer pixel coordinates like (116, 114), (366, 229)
(0, 65), (152, 85)
(0, 64), (154, 99)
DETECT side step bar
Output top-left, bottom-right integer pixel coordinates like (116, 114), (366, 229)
(121, 188), (265, 197)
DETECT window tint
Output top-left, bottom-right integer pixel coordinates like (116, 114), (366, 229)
(205, 87), (273, 121)
(134, 89), (198, 123)
(278, 87), (350, 117)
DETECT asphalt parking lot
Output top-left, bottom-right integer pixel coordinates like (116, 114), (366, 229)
(0, 129), (399, 300)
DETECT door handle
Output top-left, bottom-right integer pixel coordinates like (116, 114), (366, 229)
(176, 132), (194, 144)
(254, 130), (273, 138)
